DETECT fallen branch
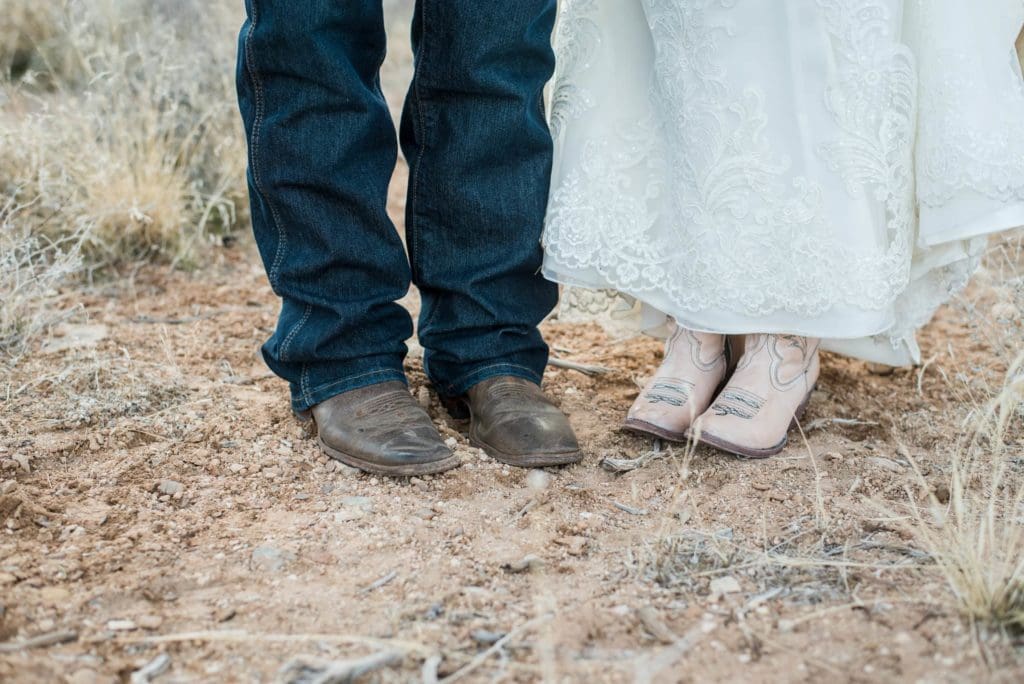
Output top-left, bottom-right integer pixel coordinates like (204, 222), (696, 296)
(362, 570), (397, 593)
(279, 650), (403, 684)
(548, 357), (613, 376)
(421, 654), (442, 684)
(440, 614), (551, 683)
(0, 629), (78, 653)
(802, 417), (879, 433)
(634, 619), (716, 683)
(611, 501), (648, 516)
(114, 630), (430, 656)
(600, 446), (667, 473)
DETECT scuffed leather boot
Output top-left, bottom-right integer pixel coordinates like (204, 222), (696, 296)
(449, 376), (582, 468)
(311, 381), (460, 476)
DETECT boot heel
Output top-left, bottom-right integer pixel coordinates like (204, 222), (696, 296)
(440, 395), (471, 422)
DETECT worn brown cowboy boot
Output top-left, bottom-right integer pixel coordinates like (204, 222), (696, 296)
(311, 381), (461, 476)
(447, 376), (582, 468)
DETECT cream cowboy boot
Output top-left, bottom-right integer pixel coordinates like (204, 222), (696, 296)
(689, 334), (819, 458)
(623, 323), (729, 442)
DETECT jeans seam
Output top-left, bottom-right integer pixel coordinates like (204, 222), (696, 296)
(243, 0), (288, 289)
(408, 0), (429, 289)
(279, 302), (312, 363)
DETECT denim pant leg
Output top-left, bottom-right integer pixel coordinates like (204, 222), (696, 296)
(237, 0), (413, 413)
(400, 0), (561, 398)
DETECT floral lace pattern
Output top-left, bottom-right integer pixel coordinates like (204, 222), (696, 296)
(914, 3), (1024, 206)
(544, 0), (1024, 362)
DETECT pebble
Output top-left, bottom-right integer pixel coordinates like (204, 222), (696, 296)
(751, 482), (771, 492)
(0, 480), (15, 495)
(339, 496), (374, 512)
(868, 457), (904, 473)
(251, 546), (296, 572)
(39, 586), (71, 604)
(106, 618), (138, 631)
(416, 386), (431, 409)
(156, 480), (183, 496)
(13, 454), (31, 473)
(471, 629), (506, 645)
(334, 509), (365, 522)
(526, 469), (551, 492)
(228, 463), (245, 474)
(557, 535), (589, 556)
(502, 554), (543, 574)
(67, 669), (100, 684)
(414, 508), (436, 521)
(137, 614), (164, 630)
(709, 576), (742, 595)
(768, 490), (789, 502)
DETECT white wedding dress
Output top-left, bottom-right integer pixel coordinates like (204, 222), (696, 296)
(542, 0), (1024, 365)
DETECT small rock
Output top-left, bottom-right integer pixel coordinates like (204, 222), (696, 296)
(868, 457), (904, 473)
(335, 463), (361, 476)
(106, 619), (138, 632)
(251, 545), (295, 572)
(768, 490), (789, 502)
(41, 323), (108, 355)
(444, 437), (458, 450)
(471, 629), (506, 645)
(502, 554), (543, 573)
(339, 496), (374, 512)
(293, 492), (310, 501)
(67, 669), (100, 684)
(228, 463), (245, 474)
(991, 301), (1018, 320)
(709, 576), (742, 596)
(751, 482), (771, 492)
(556, 535), (589, 556)
(933, 483), (951, 504)
(526, 469), (551, 492)
(137, 614), (164, 630)
(156, 480), (184, 496)
(0, 480), (15, 495)
(334, 509), (365, 522)
(214, 606), (237, 623)
(131, 653), (171, 683)
(416, 386), (431, 409)
(414, 508), (436, 521)
(12, 454), (30, 473)
(39, 586), (71, 604)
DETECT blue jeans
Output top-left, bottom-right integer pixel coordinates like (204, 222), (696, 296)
(236, 0), (559, 413)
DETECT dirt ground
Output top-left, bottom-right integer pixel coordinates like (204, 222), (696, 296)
(2, 155), (1024, 682)
(4, 5), (1024, 682)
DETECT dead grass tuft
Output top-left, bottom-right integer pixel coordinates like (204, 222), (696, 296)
(903, 353), (1024, 635)
(1, 0), (246, 359)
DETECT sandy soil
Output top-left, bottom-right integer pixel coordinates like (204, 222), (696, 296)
(2, 156), (1024, 682)
(4, 5), (1024, 682)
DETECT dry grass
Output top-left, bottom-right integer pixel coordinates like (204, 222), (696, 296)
(903, 354), (1024, 636)
(1, 0), (246, 360)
